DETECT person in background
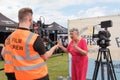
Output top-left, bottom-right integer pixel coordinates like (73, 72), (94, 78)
(58, 28), (88, 80)
(0, 43), (4, 60)
(43, 38), (48, 50)
(64, 36), (68, 47)
(3, 7), (58, 80)
(61, 36), (65, 47)
(45, 35), (52, 50)
(1, 42), (16, 80)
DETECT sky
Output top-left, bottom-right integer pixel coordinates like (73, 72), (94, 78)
(0, 0), (120, 28)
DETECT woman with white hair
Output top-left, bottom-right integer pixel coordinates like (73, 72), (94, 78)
(58, 28), (88, 80)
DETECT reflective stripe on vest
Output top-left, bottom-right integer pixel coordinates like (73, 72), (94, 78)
(13, 32), (46, 71)
(14, 62), (46, 71)
(12, 54), (40, 60)
(4, 51), (11, 54)
(4, 50), (12, 65)
(26, 32), (39, 60)
(5, 60), (12, 64)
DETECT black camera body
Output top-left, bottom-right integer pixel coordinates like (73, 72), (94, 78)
(96, 30), (111, 48)
(32, 20), (49, 38)
(93, 20), (112, 48)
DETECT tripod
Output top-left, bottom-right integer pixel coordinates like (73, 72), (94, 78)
(92, 48), (117, 80)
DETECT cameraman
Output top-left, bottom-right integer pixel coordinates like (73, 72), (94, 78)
(3, 7), (58, 80)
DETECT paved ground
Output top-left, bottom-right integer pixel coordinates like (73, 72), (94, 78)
(57, 76), (92, 80)
(57, 76), (71, 80)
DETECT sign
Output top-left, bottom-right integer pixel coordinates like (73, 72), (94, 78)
(68, 15), (120, 80)
(6, 27), (16, 31)
(1, 20), (14, 24)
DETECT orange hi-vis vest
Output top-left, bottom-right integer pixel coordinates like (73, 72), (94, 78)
(9, 29), (48, 80)
(4, 36), (14, 73)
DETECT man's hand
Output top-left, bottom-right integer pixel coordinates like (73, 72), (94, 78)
(54, 44), (59, 50)
(43, 44), (59, 60)
(57, 39), (63, 48)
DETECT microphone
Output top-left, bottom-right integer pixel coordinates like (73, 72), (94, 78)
(92, 26), (95, 41)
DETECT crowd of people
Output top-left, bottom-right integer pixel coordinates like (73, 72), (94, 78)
(1, 7), (88, 80)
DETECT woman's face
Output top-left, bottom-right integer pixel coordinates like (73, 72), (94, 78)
(70, 32), (78, 40)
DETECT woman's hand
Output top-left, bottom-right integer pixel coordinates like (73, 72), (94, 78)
(72, 43), (79, 50)
(57, 39), (63, 48)
(57, 39), (68, 53)
(54, 44), (59, 50)
(72, 42), (87, 56)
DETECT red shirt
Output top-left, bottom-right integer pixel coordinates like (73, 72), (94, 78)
(67, 38), (88, 56)
(67, 38), (88, 80)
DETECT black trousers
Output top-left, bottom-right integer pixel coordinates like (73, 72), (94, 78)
(5, 73), (16, 80)
(35, 74), (49, 80)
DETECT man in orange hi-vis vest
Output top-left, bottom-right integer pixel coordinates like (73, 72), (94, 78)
(3, 7), (58, 80)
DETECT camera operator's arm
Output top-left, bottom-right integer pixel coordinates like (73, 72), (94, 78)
(33, 36), (58, 61)
(43, 45), (58, 60)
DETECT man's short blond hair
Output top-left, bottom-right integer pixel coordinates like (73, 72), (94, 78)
(18, 8), (33, 22)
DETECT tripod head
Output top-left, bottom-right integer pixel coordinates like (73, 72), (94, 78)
(99, 48), (110, 59)
(92, 20), (112, 48)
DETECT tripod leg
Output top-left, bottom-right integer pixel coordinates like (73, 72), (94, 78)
(110, 62), (117, 80)
(92, 61), (100, 80)
(107, 49), (117, 80)
(107, 61), (110, 80)
(104, 50), (113, 80)
(104, 50), (116, 80)
(92, 50), (101, 80)
(101, 62), (104, 80)
(103, 51), (111, 80)
(109, 64), (115, 80)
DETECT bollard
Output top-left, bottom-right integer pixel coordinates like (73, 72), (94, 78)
(57, 76), (63, 80)
(67, 76), (71, 80)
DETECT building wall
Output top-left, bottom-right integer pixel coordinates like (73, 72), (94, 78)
(68, 15), (120, 79)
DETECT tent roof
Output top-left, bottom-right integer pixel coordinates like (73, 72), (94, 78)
(0, 13), (18, 27)
(0, 13), (18, 32)
(46, 22), (68, 34)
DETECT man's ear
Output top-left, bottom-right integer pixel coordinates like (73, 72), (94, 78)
(29, 19), (32, 22)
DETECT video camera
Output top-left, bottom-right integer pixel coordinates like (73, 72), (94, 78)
(92, 20), (112, 48)
(32, 18), (49, 38)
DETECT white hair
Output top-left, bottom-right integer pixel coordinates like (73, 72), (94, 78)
(69, 28), (79, 35)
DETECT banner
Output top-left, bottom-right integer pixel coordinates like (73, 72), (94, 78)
(68, 15), (120, 80)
